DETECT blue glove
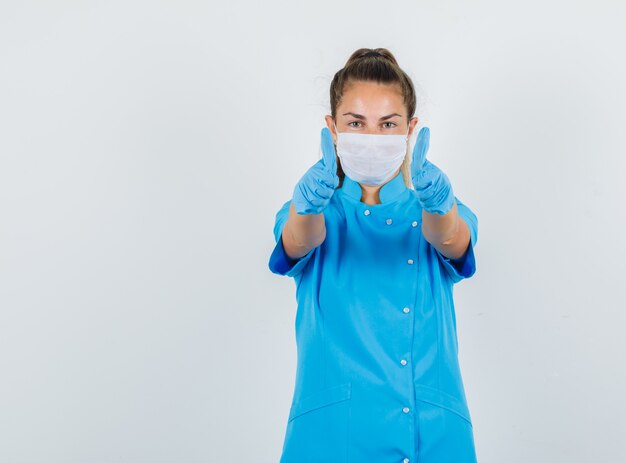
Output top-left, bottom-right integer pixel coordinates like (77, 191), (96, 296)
(411, 126), (455, 215)
(291, 127), (340, 215)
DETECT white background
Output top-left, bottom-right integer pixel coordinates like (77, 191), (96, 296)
(1, 1), (625, 462)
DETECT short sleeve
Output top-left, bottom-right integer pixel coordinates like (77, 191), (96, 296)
(435, 196), (478, 284)
(268, 199), (316, 278)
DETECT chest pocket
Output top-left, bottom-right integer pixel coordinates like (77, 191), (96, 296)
(280, 382), (352, 463)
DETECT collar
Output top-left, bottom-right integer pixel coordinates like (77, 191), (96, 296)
(341, 170), (407, 204)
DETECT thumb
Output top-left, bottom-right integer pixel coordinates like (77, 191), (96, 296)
(320, 127), (337, 175)
(411, 126), (430, 177)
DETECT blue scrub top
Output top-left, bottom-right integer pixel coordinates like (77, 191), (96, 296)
(268, 170), (479, 463)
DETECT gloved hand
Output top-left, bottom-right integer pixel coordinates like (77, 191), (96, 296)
(411, 126), (455, 215)
(291, 127), (340, 215)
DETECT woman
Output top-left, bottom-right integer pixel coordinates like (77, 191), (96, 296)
(268, 48), (479, 463)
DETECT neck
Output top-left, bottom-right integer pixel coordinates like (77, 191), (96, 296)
(359, 183), (383, 205)
(357, 168), (401, 205)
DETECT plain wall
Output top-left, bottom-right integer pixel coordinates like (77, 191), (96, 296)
(1, 1), (625, 461)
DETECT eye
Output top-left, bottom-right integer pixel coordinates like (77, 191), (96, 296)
(348, 121), (362, 128)
(383, 122), (397, 129)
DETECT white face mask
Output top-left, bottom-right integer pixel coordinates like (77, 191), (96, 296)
(334, 121), (410, 186)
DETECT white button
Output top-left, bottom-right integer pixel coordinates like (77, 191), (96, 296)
(386, 218), (393, 225)
(364, 209), (371, 216)
(403, 307), (410, 313)
(407, 259), (414, 265)
(400, 359), (407, 366)
(412, 221), (418, 227)
(402, 407), (410, 413)
(404, 459), (410, 463)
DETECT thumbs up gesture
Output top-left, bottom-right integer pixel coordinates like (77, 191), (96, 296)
(410, 127), (455, 215)
(291, 127), (340, 215)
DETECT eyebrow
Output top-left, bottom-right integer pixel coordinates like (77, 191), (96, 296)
(342, 112), (403, 121)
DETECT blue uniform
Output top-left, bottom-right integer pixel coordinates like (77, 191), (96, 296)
(268, 170), (479, 462)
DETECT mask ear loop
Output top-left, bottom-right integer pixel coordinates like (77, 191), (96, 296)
(333, 120), (340, 144)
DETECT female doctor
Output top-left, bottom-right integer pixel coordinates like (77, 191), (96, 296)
(268, 48), (479, 463)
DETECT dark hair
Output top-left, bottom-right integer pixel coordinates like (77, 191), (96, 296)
(329, 47), (418, 188)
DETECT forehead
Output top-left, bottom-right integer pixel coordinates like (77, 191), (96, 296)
(339, 81), (405, 116)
